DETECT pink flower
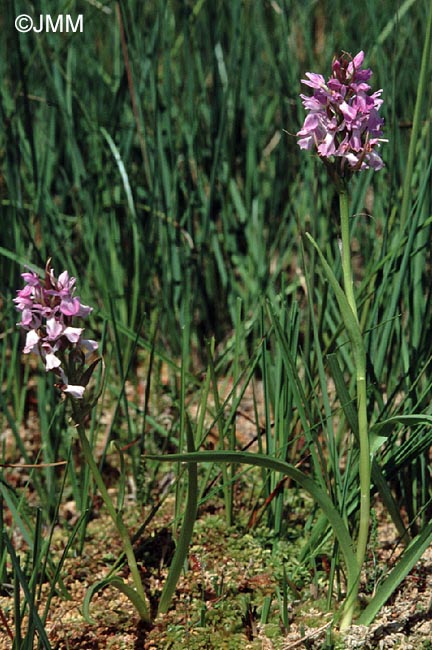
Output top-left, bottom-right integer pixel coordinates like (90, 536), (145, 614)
(23, 329), (40, 354)
(44, 350), (62, 371)
(57, 368), (86, 399)
(15, 260), (98, 400)
(63, 384), (86, 399)
(46, 317), (64, 341)
(296, 51), (386, 175)
(63, 327), (84, 343)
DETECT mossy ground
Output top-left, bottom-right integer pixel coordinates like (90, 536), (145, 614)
(1, 472), (432, 649)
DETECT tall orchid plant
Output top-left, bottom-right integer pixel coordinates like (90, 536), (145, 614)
(297, 50), (386, 628)
(145, 51), (389, 630)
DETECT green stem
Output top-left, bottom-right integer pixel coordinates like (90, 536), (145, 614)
(338, 191), (371, 630)
(339, 191), (358, 320)
(75, 421), (150, 623)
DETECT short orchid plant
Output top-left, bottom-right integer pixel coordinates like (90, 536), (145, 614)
(14, 260), (151, 623)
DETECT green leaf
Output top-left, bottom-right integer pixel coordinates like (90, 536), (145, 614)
(370, 414), (432, 437)
(146, 449), (359, 594)
(83, 575), (149, 624)
(369, 414), (432, 457)
(357, 521), (432, 625)
(157, 416), (198, 615)
(305, 233), (364, 356)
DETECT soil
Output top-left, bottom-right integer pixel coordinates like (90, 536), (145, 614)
(1, 480), (432, 650)
(1, 378), (431, 649)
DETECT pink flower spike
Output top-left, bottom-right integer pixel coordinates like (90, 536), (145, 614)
(296, 50), (385, 176)
(15, 260), (99, 402)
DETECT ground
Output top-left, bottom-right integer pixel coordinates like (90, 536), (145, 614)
(1, 478), (432, 649)
(1, 376), (431, 649)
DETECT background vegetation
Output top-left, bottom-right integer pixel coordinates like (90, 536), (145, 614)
(1, 0), (431, 647)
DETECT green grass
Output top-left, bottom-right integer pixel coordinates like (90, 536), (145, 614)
(1, 0), (432, 646)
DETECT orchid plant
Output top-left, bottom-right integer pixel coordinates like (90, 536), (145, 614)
(297, 50), (385, 628)
(147, 50), (388, 631)
(14, 260), (151, 623)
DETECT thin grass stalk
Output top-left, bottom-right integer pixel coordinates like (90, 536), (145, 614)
(115, 1), (152, 189)
(196, 360), (214, 505)
(268, 302), (328, 494)
(13, 550), (22, 650)
(157, 415), (198, 615)
(175, 286), (192, 528)
(259, 308), (273, 510)
(139, 310), (159, 457)
(206, 338), (232, 526)
(0, 496), (5, 585)
(302, 243), (342, 506)
(227, 297), (243, 517)
(399, 0), (432, 230)
(42, 510), (89, 624)
(25, 508), (42, 646)
(4, 532), (52, 650)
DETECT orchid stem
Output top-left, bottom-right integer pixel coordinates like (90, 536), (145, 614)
(338, 190), (371, 630)
(74, 415), (150, 623)
(340, 191), (358, 320)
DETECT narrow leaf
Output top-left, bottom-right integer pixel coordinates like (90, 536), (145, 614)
(358, 521), (432, 625)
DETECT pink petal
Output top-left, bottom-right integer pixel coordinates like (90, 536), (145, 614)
(63, 384), (85, 399)
(46, 317), (64, 341)
(60, 297), (81, 316)
(44, 352), (62, 371)
(24, 330), (40, 354)
(64, 327), (83, 343)
(77, 303), (93, 317)
(302, 73), (326, 90)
